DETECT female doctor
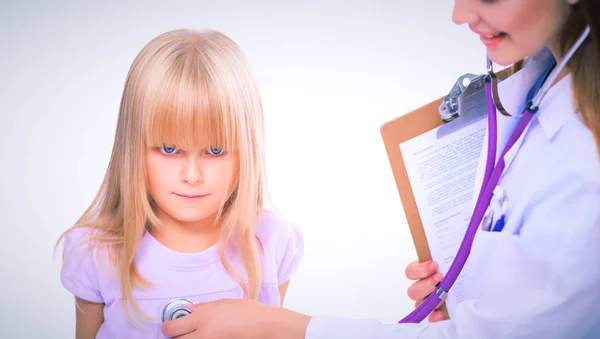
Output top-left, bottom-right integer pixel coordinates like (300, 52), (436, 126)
(161, 0), (600, 338)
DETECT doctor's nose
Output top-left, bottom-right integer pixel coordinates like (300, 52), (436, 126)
(181, 156), (204, 185)
(452, 0), (478, 26)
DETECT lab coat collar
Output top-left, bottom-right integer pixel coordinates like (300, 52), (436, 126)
(496, 48), (570, 173)
(509, 47), (574, 141)
(496, 48), (556, 117)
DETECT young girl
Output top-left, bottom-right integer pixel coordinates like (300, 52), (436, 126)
(56, 28), (304, 338)
(159, 0), (600, 338)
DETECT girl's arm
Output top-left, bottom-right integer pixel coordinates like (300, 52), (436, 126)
(74, 297), (104, 339)
(278, 280), (291, 305)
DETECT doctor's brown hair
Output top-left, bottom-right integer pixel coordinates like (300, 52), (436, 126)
(559, 0), (600, 152)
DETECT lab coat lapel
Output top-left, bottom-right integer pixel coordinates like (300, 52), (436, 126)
(501, 118), (536, 174)
(493, 71), (528, 172)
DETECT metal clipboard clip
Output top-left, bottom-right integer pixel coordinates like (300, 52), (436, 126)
(436, 72), (488, 139)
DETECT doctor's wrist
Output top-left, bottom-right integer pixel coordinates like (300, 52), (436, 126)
(260, 304), (311, 339)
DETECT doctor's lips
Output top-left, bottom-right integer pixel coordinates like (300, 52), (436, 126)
(471, 28), (507, 48)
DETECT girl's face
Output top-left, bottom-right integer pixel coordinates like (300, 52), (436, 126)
(452, 0), (577, 66)
(146, 144), (238, 230)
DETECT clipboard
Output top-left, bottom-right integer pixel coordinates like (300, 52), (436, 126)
(380, 66), (515, 320)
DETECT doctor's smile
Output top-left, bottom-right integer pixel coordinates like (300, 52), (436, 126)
(473, 29), (507, 48)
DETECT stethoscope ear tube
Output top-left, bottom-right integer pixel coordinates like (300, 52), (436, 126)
(486, 56), (511, 117)
(528, 25), (590, 111)
(488, 25), (591, 117)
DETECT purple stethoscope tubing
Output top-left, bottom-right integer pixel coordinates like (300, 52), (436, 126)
(398, 25), (591, 324)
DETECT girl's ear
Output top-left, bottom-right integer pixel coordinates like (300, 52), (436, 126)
(147, 193), (156, 207)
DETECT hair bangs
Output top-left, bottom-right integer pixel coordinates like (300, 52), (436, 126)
(143, 59), (240, 152)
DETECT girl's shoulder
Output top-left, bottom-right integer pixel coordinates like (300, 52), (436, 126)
(61, 226), (113, 262)
(256, 209), (304, 283)
(59, 226), (114, 304)
(256, 209), (303, 246)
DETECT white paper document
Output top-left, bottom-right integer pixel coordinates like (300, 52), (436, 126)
(399, 118), (487, 318)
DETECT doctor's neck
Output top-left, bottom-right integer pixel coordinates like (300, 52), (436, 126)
(498, 0), (600, 153)
(545, 39), (570, 87)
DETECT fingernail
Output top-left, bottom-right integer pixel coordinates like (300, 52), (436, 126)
(436, 314), (444, 321)
(429, 262), (437, 271)
(434, 272), (443, 282)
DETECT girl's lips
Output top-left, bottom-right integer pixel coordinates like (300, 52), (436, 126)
(174, 193), (208, 199)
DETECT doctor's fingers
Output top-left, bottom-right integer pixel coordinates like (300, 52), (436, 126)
(429, 310), (445, 323)
(406, 271), (444, 302)
(414, 294), (447, 309)
(405, 260), (439, 280)
(161, 314), (198, 338)
(414, 295), (447, 323)
(171, 329), (199, 339)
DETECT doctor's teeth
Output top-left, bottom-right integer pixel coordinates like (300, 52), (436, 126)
(485, 33), (503, 39)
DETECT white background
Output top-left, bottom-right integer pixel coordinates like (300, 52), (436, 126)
(0, 1), (487, 337)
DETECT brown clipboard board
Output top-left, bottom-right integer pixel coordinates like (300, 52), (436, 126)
(380, 66), (515, 320)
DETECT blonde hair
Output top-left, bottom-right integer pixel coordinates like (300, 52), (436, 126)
(56, 28), (267, 323)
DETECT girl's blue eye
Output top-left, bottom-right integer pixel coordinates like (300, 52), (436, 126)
(160, 145), (178, 154)
(207, 146), (225, 155)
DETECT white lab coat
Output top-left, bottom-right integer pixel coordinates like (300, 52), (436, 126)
(305, 49), (600, 339)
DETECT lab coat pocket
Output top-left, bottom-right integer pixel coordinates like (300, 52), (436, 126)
(470, 228), (502, 257)
(463, 229), (515, 299)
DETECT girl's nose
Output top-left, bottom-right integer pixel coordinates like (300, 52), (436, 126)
(182, 155), (204, 185)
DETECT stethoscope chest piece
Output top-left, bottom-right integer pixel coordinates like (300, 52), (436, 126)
(162, 298), (194, 322)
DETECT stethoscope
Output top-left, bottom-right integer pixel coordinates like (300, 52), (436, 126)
(398, 25), (591, 324)
(162, 298), (194, 322)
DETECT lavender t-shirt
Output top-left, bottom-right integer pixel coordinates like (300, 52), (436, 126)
(60, 210), (304, 338)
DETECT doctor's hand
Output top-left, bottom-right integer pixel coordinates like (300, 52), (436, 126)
(161, 298), (310, 339)
(405, 260), (446, 323)
(161, 299), (265, 338)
